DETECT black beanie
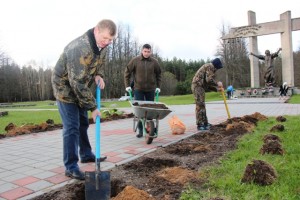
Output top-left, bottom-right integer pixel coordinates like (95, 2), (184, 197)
(212, 58), (223, 69)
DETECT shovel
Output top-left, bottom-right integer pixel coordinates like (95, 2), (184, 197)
(220, 87), (231, 119)
(85, 85), (110, 200)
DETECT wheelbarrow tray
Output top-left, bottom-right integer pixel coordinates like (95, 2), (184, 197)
(130, 100), (172, 120)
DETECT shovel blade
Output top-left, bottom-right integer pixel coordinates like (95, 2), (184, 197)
(85, 171), (111, 200)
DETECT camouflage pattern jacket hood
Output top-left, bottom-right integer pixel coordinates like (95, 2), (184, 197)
(52, 28), (106, 111)
(192, 63), (218, 92)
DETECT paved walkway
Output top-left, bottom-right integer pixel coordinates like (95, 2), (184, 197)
(0, 98), (300, 200)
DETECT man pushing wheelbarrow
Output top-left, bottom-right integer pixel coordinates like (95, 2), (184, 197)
(124, 43), (162, 138)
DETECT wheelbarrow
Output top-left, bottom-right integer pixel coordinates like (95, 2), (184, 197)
(130, 100), (172, 144)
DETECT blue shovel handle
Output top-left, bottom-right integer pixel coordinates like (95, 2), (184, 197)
(95, 85), (101, 161)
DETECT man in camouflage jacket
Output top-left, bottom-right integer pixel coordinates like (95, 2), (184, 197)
(191, 58), (223, 131)
(52, 19), (117, 180)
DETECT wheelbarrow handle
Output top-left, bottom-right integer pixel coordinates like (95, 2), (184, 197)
(128, 90), (133, 101)
(155, 91), (159, 102)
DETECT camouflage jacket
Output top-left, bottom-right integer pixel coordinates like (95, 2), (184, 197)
(124, 55), (161, 92)
(192, 63), (218, 91)
(52, 28), (106, 111)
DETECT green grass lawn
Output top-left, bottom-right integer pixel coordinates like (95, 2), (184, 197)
(0, 93), (299, 134)
(180, 115), (300, 200)
(287, 94), (300, 104)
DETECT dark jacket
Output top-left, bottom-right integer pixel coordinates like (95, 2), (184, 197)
(191, 63), (218, 92)
(52, 28), (106, 111)
(124, 55), (161, 92)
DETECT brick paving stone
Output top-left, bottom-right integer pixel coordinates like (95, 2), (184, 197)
(12, 176), (40, 186)
(0, 183), (19, 193)
(0, 187), (33, 200)
(45, 174), (70, 184)
(1, 173), (28, 182)
(106, 156), (126, 163)
(24, 180), (54, 192)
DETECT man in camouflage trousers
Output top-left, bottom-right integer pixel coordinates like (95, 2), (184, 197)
(52, 19), (117, 180)
(191, 58), (223, 131)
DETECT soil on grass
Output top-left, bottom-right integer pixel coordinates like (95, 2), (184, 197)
(1, 113), (134, 139)
(260, 139), (285, 155)
(270, 124), (285, 132)
(241, 159), (277, 186)
(31, 112), (277, 200)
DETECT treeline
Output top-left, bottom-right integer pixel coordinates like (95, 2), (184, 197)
(1, 24), (300, 102)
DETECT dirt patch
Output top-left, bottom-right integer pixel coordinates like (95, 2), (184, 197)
(132, 102), (169, 109)
(30, 112), (269, 200)
(4, 122), (63, 137)
(260, 139), (284, 155)
(241, 159), (277, 186)
(263, 134), (282, 143)
(270, 124), (285, 132)
(112, 186), (155, 200)
(276, 115), (287, 122)
(1, 113), (134, 139)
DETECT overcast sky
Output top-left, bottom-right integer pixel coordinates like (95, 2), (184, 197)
(0, 0), (299, 67)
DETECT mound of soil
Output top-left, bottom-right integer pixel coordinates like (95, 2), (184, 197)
(4, 122), (63, 137)
(132, 102), (169, 109)
(260, 140), (284, 155)
(1, 113), (134, 139)
(276, 115), (287, 122)
(270, 124), (285, 132)
(31, 112), (268, 200)
(241, 159), (277, 186)
(263, 134), (282, 143)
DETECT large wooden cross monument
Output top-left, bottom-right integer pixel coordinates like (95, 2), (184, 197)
(222, 10), (300, 87)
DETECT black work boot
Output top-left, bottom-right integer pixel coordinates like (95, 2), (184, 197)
(136, 128), (143, 138)
(136, 122), (143, 138)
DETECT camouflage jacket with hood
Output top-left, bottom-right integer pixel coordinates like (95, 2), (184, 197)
(191, 63), (218, 92)
(52, 28), (106, 111)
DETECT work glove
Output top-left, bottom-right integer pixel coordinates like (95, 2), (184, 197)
(125, 87), (132, 92)
(155, 88), (161, 93)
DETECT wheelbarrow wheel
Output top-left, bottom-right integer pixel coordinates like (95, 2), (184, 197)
(146, 121), (155, 144)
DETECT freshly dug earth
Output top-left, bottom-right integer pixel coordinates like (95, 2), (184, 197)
(31, 112), (273, 200)
(1, 113), (134, 139)
(241, 159), (277, 186)
(132, 102), (169, 109)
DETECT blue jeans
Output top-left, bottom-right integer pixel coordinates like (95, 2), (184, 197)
(57, 101), (94, 171)
(134, 90), (155, 131)
(134, 89), (155, 101)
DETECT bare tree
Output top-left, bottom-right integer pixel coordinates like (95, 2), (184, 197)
(216, 24), (250, 88)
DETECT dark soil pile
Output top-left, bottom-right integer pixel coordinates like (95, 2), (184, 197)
(241, 159), (277, 186)
(132, 102), (169, 109)
(262, 134), (282, 143)
(260, 139), (284, 155)
(31, 112), (268, 200)
(1, 113), (134, 139)
(4, 122), (63, 137)
(270, 124), (285, 132)
(276, 115), (287, 122)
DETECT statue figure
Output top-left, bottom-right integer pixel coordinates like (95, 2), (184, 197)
(250, 48), (282, 87)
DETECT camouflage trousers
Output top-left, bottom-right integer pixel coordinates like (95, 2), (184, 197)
(191, 84), (208, 126)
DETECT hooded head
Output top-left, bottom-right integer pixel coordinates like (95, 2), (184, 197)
(265, 50), (270, 55)
(212, 58), (223, 70)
